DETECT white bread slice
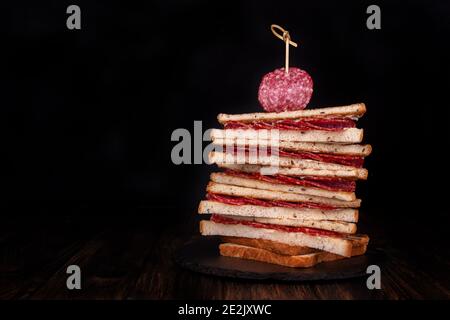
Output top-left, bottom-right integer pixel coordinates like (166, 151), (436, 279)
(218, 163), (368, 180)
(209, 151), (363, 172)
(219, 242), (368, 268)
(219, 214), (357, 234)
(206, 182), (361, 208)
(217, 103), (366, 123)
(212, 139), (372, 156)
(200, 220), (353, 257)
(198, 201), (359, 222)
(210, 172), (355, 201)
(210, 128), (363, 144)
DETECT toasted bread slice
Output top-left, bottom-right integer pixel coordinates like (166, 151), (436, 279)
(198, 201), (359, 222)
(200, 220), (355, 257)
(220, 243), (321, 268)
(209, 151), (366, 173)
(221, 237), (318, 256)
(212, 138), (372, 156)
(210, 128), (363, 144)
(206, 182), (361, 208)
(217, 103), (366, 123)
(219, 242), (367, 268)
(221, 236), (367, 256)
(220, 215), (357, 234)
(210, 172), (356, 201)
(217, 163), (368, 180)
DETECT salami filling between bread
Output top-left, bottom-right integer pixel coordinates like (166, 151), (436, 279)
(224, 170), (356, 192)
(206, 193), (337, 210)
(278, 150), (364, 167)
(223, 147), (364, 168)
(211, 214), (343, 237)
(223, 117), (356, 131)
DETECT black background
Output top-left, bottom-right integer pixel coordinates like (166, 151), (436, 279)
(3, 0), (449, 224)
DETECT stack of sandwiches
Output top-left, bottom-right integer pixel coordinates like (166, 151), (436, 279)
(198, 103), (371, 268)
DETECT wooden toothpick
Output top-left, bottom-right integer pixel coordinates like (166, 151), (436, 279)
(270, 24), (298, 75)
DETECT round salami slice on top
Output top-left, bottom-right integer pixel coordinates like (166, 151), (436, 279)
(258, 67), (313, 112)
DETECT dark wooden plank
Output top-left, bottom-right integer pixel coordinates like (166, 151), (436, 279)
(130, 222), (192, 299)
(131, 213), (449, 300)
(1, 212), (448, 300)
(31, 222), (162, 299)
(130, 216), (383, 300)
(0, 217), (100, 299)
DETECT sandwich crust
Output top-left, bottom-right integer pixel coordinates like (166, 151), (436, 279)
(217, 103), (366, 124)
(217, 163), (368, 180)
(206, 182), (362, 208)
(219, 242), (367, 268)
(210, 172), (356, 201)
(210, 128), (363, 144)
(198, 201), (359, 222)
(200, 220), (354, 257)
(221, 235), (367, 256)
(209, 151), (364, 172)
(212, 139), (372, 156)
(222, 236), (319, 256)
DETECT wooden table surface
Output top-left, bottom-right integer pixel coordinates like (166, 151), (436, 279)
(0, 211), (448, 300)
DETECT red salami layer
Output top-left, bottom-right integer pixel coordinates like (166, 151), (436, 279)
(206, 193), (337, 210)
(211, 214), (342, 237)
(223, 117), (356, 131)
(225, 170), (356, 192)
(222, 147), (364, 168)
(258, 67), (313, 112)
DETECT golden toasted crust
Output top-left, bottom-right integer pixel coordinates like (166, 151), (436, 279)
(219, 243), (319, 268)
(221, 236), (318, 256)
(198, 201), (360, 223)
(212, 139), (373, 156)
(217, 103), (366, 124)
(219, 242), (368, 268)
(206, 182), (362, 208)
(209, 151), (364, 172)
(210, 128), (364, 144)
(222, 236), (367, 256)
(210, 172), (356, 201)
(201, 219), (356, 256)
(345, 234), (370, 246)
(200, 220), (354, 256)
(216, 163), (368, 180)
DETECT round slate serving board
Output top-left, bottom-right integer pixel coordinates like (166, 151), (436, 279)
(175, 236), (384, 281)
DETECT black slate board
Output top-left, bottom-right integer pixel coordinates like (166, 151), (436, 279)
(175, 236), (384, 281)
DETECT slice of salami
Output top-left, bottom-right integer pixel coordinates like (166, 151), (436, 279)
(211, 214), (343, 237)
(224, 170), (356, 192)
(258, 67), (313, 112)
(223, 117), (356, 131)
(206, 193), (337, 210)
